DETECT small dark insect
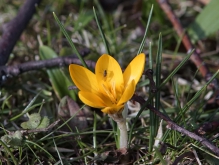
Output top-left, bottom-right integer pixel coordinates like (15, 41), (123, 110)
(103, 70), (107, 77)
(68, 85), (78, 90)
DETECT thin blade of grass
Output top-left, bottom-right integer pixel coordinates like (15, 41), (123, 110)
(94, 0), (106, 25)
(149, 33), (162, 151)
(46, 21), (52, 47)
(53, 12), (87, 68)
(172, 78), (182, 111)
(1, 95), (12, 110)
(75, 128), (88, 164)
(149, 41), (154, 152)
(155, 32), (162, 115)
(23, 92), (40, 113)
(137, 5), (153, 55)
(53, 138), (64, 165)
(93, 7), (110, 55)
(10, 103), (43, 121)
(159, 50), (193, 89)
(26, 140), (55, 162)
(149, 42), (153, 69)
(185, 68), (200, 103)
(111, 118), (119, 149)
(0, 140), (18, 165)
(170, 32), (184, 69)
(180, 70), (219, 116)
(154, 147), (167, 165)
(26, 143), (43, 164)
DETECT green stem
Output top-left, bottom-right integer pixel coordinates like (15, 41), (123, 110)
(109, 113), (127, 148)
(117, 118), (128, 148)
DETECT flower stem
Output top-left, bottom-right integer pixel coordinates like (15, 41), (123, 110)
(117, 118), (128, 148)
(109, 113), (128, 149)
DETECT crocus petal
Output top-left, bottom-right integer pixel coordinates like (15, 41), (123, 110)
(95, 54), (124, 93)
(69, 64), (99, 93)
(123, 53), (145, 86)
(117, 80), (135, 105)
(79, 91), (106, 108)
(101, 105), (124, 114)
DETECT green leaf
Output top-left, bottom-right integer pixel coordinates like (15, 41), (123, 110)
(37, 116), (50, 129)
(1, 131), (23, 147)
(21, 113), (41, 129)
(188, 0), (219, 41)
(21, 113), (50, 130)
(39, 45), (76, 100)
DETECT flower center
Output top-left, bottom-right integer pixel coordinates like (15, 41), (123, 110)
(101, 81), (120, 105)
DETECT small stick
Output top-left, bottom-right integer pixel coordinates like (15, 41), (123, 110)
(0, 0), (41, 66)
(0, 53), (94, 83)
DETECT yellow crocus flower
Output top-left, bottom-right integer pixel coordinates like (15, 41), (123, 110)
(69, 53), (145, 114)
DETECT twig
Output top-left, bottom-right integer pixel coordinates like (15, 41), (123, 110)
(0, 53), (94, 83)
(132, 95), (219, 156)
(156, 0), (218, 89)
(0, 0), (41, 66)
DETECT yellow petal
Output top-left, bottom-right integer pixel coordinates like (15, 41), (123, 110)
(79, 91), (105, 108)
(69, 64), (99, 93)
(95, 54), (124, 93)
(101, 105), (124, 114)
(123, 53), (145, 86)
(117, 80), (135, 105)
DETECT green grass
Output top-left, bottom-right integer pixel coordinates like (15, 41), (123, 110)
(1, 0), (219, 164)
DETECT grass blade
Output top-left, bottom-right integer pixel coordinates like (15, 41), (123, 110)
(149, 42), (153, 69)
(148, 41), (154, 152)
(0, 140), (18, 165)
(26, 140), (55, 162)
(180, 70), (219, 117)
(53, 12), (87, 68)
(53, 138), (64, 165)
(159, 50), (193, 89)
(149, 33), (162, 151)
(93, 7), (110, 55)
(155, 32), (162, 122)
(10, 101), (43, 121)
(137, 5), (153, 55)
